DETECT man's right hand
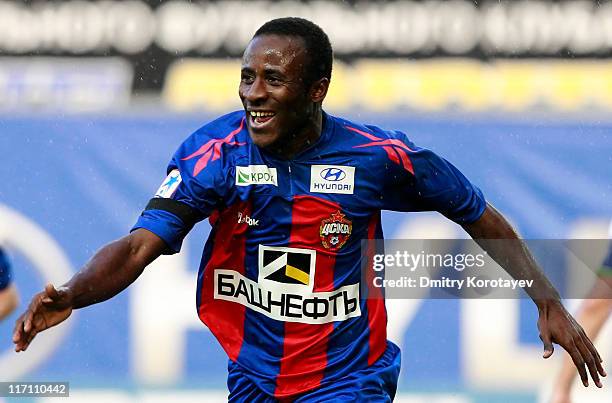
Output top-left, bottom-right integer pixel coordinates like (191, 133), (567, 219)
(13, 283), (73, 352)
(12, 229), (166, 353)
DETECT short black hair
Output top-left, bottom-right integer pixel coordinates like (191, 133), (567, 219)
(253, 17), (333, 87)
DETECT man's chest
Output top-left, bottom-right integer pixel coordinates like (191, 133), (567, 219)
(212, 156), (382, 253)
(230, 158), (380, 211)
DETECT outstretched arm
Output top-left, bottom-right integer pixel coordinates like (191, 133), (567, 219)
(462, 203), (607, 388)
(13, 228), (167, 352)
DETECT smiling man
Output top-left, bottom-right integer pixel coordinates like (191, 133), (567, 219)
(13, 17), (606, 402)
(239, 30), (328, 158)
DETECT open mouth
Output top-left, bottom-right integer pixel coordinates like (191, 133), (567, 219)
(248, 110), (276, 127)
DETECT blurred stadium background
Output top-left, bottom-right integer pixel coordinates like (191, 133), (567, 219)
(0, 0), (611, 402)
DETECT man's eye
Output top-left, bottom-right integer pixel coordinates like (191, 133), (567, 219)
(267, 76), (282, 84)
(241, 75), (254, 84)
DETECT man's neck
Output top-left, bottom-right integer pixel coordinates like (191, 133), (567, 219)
(267, 109), (323, 160)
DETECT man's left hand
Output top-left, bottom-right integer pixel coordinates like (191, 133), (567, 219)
(537, 300), (606, 388)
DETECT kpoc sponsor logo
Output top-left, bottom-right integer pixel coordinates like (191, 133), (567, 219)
(236, 165), (278, 186)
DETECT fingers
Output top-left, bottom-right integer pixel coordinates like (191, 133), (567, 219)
(42, 284), (72, 309)
(578, 327), (606, 378)
(12, 313), (35, 352)
(540, 303), (606, 388)
(574, 337), (602, 388)
(585, 340), (606, 379)
(12, 313), (26, 350)
(564, 335), (602, 388)
(540, 332), (554, 359)
(23, 310), (33, 333)
(20, 309), (36, 347)
(566, 340), (590, 387)
(15, 331), (37, 352)
(42, 283), (59, 304)
(23, 302), (38, 333)
(12, 288), (51, 352)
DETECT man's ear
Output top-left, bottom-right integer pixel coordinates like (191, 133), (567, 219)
(310, 78), (330, 103)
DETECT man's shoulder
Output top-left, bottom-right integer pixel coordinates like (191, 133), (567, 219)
(173, 111), (248, 178)
(331, 114), (416, 146)
(329, 114), (420, 171)
(189, 110), (247, 142)
(177, 110), (248, 158)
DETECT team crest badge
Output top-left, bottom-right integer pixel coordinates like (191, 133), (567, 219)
(320, 211), (352, 250)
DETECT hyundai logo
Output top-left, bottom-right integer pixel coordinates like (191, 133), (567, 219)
(320, 167), (346, 181)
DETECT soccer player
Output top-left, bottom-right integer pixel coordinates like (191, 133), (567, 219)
(13, 18), (606, 401)
(550, 235), (612, 403)
(0, 247), (18, 321)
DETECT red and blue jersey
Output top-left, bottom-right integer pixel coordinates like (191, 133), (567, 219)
(133, 110), (486, 398)
(0, 248), (12, 291)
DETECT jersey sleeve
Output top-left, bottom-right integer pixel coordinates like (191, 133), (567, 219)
(0, 248), (12, 290)
(132, 135), (227, 254)
(381, 131), (486, 225)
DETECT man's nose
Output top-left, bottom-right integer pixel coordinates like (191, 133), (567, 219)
(244, 77), (267, 103)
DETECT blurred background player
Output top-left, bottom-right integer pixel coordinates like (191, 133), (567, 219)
(549, 224), (612, 403)
(0, 247), (18, 321)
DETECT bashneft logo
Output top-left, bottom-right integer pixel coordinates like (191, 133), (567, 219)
(236, 165), (278, 186)
(214, 269), (361, 324)
(310, 165), (355, 194)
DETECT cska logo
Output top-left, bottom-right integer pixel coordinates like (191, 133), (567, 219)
(319, 211), (352, 250)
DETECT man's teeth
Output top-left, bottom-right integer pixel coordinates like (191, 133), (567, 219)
(250, 111), (275, 118)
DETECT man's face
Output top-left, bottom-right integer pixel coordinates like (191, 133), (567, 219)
(239, 34), (313, 149)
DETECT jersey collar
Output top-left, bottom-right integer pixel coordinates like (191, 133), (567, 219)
(255, 111), (334, 162)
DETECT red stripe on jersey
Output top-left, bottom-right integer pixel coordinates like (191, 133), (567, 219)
(346, 125), (416, 152)
(383, 145), (400, 165)
(347, 125), (416, 175)
(365, 212), (387, 365)
(394, 147), (414, 175)
(345, 125), (381, 141)
(183, 118), (246, 176)
(274, 195), (339, 398)
(198, 201), (250, 361)
(354, 138), (416, 153)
